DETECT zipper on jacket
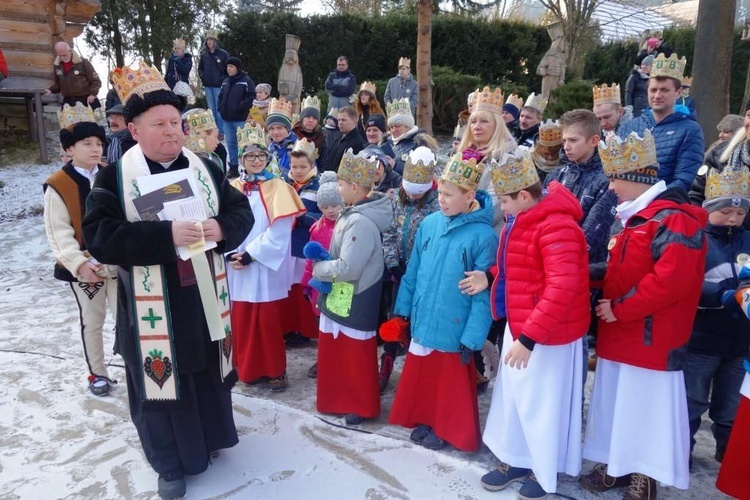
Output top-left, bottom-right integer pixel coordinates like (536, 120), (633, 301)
(462, 249), (469, 273)
(620, 234), (631, 263)
(422, 237), (430, 253)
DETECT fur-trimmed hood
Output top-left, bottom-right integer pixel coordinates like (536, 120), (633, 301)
(54, 51), (83, 66)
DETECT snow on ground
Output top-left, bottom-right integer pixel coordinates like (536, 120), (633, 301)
(0, 154), (731, 499)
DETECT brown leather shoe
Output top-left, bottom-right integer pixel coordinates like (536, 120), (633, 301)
(269, 372), (288, 393)
(623, 473), (657, 500)
(579, 464), (632, 492)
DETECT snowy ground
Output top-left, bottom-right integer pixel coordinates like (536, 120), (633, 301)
(0, 149), (731, 499)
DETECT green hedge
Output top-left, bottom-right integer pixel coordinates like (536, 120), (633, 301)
(583, 26), (750, 113)
(221, 11), (548, 97)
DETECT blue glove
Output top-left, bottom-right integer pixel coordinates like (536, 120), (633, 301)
(459, 345), (473, 365)
(303, 241), (331, 261)
(309, 278), (332, 294)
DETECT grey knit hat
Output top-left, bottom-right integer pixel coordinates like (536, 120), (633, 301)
(317, 171), (343, 208)
(716, 114), (744, 134)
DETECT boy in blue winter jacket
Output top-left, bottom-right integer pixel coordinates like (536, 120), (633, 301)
(386, 154), (498, 452)
(685, 164), (750, 464)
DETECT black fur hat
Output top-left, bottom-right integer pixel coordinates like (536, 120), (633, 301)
(59, 122), (106, 150)
(123, 89), (185, 124)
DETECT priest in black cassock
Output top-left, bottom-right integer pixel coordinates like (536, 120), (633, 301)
(83, 62), (253, 500)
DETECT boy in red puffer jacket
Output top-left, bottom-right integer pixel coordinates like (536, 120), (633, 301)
(579, 130), (707, 500)
(476, 150), (590, 500)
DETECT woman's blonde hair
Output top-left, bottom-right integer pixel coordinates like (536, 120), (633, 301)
(457, 109), (514, 160)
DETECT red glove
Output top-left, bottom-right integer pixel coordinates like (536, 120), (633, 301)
(379, 317), (409, 344)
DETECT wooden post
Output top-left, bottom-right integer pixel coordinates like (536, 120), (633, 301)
(416, 0), (433, 135)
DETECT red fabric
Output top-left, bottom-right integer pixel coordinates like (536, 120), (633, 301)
(0, 49), (7, 77)
(62, 60), (74, 74)
(597, 199), (707, 371)
(231, 300), (286, 382)
(717, 393), (750, 499)
(282, 284), (319, 338)
(491, 182), (590, 345)
(317, 332), (380, 418)
(301, 216), (336, 315)
(379, 317), (409, 344)
(389, 351), (480, 451)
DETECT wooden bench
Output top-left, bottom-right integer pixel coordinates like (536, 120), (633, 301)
(0, 76), (57, 163)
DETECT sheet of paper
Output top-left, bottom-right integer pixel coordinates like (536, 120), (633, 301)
(158, 197), (217, 261)
(137, 168), (199, 197)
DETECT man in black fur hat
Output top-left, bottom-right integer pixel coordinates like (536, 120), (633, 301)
(82, 62), (253, 500)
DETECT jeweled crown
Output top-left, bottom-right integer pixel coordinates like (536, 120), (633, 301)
(183, 108), (217, 153)
(110, 61), (170, 105)
(386, 98), (412, 120)
(57, 102), (95, 129)
(338, 148), (379, 187)
(505, 94), (524, 111)
(705, 166), (750, 202)
(599, 130), (658, 178)
(267, 98), (292, 119)
(524, 92), (547, 113)
(440, 154), (484, 192)
(359, 81), (377, 95)
(490, 150), (540, 196)
(301, 95), (320, 112)
(593, 83), (621, 106)
(398, 57), (411, 68)
(682, 76), (692, 87)
(538, 119), (563, 147)
(237, 122), (267, 150)
(403, 147), (436, 185)
(651, 53), (687, 81)
(292, 138), (318, 161)
(474, 86), (504, 115)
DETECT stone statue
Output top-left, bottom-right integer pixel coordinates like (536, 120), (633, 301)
(536, 21), (567, 102)
(278, 34), (303, 115)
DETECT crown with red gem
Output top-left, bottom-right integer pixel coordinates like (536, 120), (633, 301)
(490, 150), (540, 196)
(505, 94), (524, 111)
(292, 138), (318, 161)
(110, 61), (170, 105)
(538, 119), (563, 147)
(57, 102), (95, 129)
(474, 86), (504, 115)
(593, 83), (621, 106)
(338, 148), (379, 187)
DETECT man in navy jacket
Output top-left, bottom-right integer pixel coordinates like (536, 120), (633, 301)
(198, 30), (229, 139)
(617, 54), (704, 191)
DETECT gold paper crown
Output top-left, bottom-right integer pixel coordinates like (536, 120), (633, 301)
(682, 76), (692, 87)
(206, 29), (219, 40)
(599, 130), (658, 178)
(173, 38), (186, 49)
(57, 102), (95, 129)
(285, 34), (301, 51)
(403, 147), (436, 185)
(440, 154), (484, 192)
(359, 81), (377, 95)
(524, 92), (547, 113)
(705, 166), (750, 202)
(301, 95), (320, 112)
(505, 94), (524, 111)
(474, 86), (504, 115)
(398, 57), (411, 68)
(292, 138), (318, 161)
(386, 98), (412, 120)
(110, 61), (170, 105)
(538, 119), (563, 147)
(237, 122), (267, 150)
(593, 83), (621, 106)
(651, 53), (687, 81)
(490, 151), (540, 196)
(338, 148), (379, 187)
(185, 108), (216, 133)
(267, 98), (292, 119)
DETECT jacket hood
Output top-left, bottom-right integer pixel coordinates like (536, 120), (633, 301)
(525, 181), (584, 223)
(344, 191), (393, 232)
(637, 186), (708, 226)
(445, 190), (495, 231)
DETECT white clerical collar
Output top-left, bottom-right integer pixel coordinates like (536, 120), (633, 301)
(72, 164), (99, 181)
(158, 156), (180, 170)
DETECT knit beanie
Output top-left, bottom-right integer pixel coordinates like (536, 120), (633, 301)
(502, 103), (520, 121)
(703, 193), (750, 214)
(387, 112), (415, 129)
(256, 83), (272, 95)
(265, 113), (292, 131)
(226, 56), (244, 73)
(59, 121), (106, 150)
(300, 105), (320, 121)
(717, 114), (744, 134)
(365, 114), (386, 133)
(317, 171), (343, 208)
